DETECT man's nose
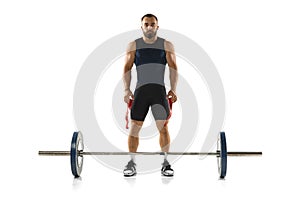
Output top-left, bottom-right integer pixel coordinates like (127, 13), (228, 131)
(147, 26), (153, 30)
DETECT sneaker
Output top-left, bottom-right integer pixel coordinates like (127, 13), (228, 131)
(123, 160), (137, 177)
(161, 159), (174, 177)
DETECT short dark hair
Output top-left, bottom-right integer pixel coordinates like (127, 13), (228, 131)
(141, 14), (158, 22)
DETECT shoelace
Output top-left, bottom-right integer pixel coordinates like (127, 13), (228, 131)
(164, 165), (172, 170)
(162, 159), (170, 167)
(126, 160), (136, 169)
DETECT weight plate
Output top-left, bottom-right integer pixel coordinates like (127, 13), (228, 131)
(217, 131), (227, 179)
(70, 131), (84, 178)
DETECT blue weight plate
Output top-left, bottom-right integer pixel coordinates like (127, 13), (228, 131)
(217, 132), (227, 179)
(71, 131), (84, 178)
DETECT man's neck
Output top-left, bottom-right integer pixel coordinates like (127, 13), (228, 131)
(142, 35), (158, 44)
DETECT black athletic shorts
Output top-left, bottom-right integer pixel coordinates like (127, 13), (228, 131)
(131, 84), (170, 121)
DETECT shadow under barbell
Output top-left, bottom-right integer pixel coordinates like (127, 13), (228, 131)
(38, 151), (262, 156)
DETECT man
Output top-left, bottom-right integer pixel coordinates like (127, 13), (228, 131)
(123, 14), (178, 177)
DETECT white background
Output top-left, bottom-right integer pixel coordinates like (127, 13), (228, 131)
(1, 0), (299, 199)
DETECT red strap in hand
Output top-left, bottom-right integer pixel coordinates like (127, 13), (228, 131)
(125, 99), (133, 129)
(164, 97), (173, 127)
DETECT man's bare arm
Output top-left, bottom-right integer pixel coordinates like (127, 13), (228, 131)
(165, 40), (178, 102)
(123, 41), (136, 103)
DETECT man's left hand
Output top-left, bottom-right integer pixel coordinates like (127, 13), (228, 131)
(167, 90), (177, 103)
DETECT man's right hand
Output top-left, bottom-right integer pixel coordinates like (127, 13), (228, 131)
(124, 89), (134, 103)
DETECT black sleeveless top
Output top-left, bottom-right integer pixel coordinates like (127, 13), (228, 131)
(134, 37), (167, 89)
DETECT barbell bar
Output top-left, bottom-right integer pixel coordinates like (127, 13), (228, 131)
(38, 151), (262, 156)
(38, 131), (262, 179)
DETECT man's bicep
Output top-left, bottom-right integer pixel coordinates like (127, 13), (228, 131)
(166, 52), (177, 69)
(124, 52), (135, 72)
(165, 40), (177, 70)
(124, 42), (136, 73)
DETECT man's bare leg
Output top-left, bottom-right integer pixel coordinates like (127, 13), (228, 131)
(156, 120), (170, 153)
(156, 120), (174, 176)
(128, 120), (143, 158)
(124, 120), (143, 177)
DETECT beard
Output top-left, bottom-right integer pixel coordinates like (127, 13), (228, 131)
(143, 30), (157, 39)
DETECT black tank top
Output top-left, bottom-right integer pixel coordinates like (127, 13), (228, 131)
(134, 37), (167, 89)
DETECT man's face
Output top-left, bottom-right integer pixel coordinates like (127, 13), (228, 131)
(141, 17), (159, 39)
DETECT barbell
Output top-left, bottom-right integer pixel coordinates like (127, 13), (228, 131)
(38, 131), (262, 179)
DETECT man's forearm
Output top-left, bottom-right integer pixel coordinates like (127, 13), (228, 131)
(123, 70), (131, 91)
(169, 68), (178, 92)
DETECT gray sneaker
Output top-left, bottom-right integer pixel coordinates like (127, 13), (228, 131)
(161, 159), (174, 177)
(123, 160), (137, 177)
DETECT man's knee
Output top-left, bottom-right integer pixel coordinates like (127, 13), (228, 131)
(129, 120), (143, 137)
(132, 120), (143, 126)
(155, 120), (168, 131)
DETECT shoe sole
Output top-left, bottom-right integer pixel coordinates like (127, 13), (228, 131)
(161, 171), (174, 177)
(124, 172), (137, 177)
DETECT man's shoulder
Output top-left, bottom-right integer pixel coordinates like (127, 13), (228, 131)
(164, 40), (174, 52)
(127, 41), (136, 52)
(128, 38), (143, 48)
